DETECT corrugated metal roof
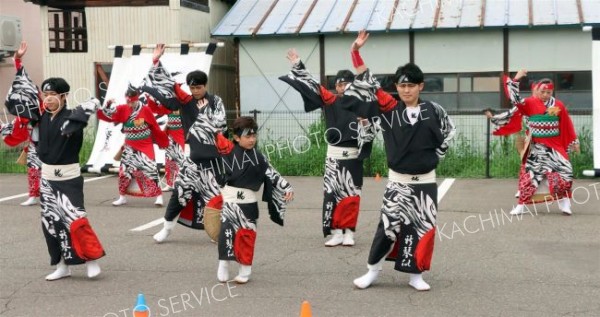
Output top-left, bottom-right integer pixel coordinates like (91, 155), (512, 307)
(212, 0), (600, 37)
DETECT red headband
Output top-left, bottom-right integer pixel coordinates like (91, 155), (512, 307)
(126, 94), (139, 103)
(538, 83), (554, 91)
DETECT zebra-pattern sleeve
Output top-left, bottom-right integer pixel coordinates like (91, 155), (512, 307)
(504, 76), (524, 106)
(212, 95), (228, 135)
(141, 61), (180, 110)
(0, 120), (15, 137)
(490, 106), (519, 127)
(262, 156), (293, 226)
(289, 60), (320, 92)
(279, 60), (328, 112)
(344, 68), (379, 103)
(5, 66), (41, 120)
(61, 99), (101, 135)
(432, 102), (456, 159)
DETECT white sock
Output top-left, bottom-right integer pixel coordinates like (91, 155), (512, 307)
(153, 220), (176, 243)
(112, 195), (127, 206)
(154, 195), (163, 206)
(217, 260), (229, 282)
(45, 258), (71, 281)
(510, 204), (524, 215)
(234, 265), (252, 284)
(86, 260), (101, 278)
(558, 198), (572, 215)
(342, 230), (355, 246)
(325, 229), (344, 247)
(409, 273), (430, 291)
(20, 196), (39, 206)
(353, 262), (382, 289)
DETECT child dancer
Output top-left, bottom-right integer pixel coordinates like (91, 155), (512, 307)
(215, 117), (294, 284)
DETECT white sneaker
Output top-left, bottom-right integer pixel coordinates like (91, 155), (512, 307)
(325, 229), (344, 247)
(154, 195), (163, 207)
(20, 197), (39, 206)
(153, 220), (176, 243)
(510, 205), (524, 215)
(514, 191), (520, 198)
(86, 260), (101, 279)
(234, 265), (251, 284)
(112, 195), (127, 206)
(217, 260), (229, 282)
(45, 259), (71, 281)
(342, 230), (355, 246)
(408, 273), (431, 291)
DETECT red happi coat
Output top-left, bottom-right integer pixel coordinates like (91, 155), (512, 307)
(146, 98), (185, 148)
(515, 97), (577, 160)
(2, 117), (30, 146)
(97, 103), (169, 158)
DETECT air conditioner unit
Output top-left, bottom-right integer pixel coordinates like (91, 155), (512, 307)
(0, 15), (22, 52)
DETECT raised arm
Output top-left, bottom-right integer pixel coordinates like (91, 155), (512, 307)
(503, 69), (527, 108)
(347, 31), (396, 112)
(212, 95), (228, 135)
(279, 48), (335, 112)
(152, 43), (165, 66)
(351, 30), (369, 75)
(141, 44), (187, 110)
(5, 41), (42, 120)
(13, 41), (27, 71)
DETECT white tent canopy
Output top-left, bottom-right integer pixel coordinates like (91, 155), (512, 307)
(84, 44), (217, 174)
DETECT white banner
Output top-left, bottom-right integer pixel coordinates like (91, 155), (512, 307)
(84, 51), (215, 173)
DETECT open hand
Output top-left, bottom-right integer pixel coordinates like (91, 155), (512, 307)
(514, 69), (528, 81)
(352, 30), (369, 51)
(14, 41), (27, 59)
(286, 48), (300, 64)
(570, 143), (580, 154)
(153, 43), (166, 61)
(284, 191), (294, 203)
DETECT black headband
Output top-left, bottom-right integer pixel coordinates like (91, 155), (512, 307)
(235, 128), (256, 137)
(397, 74), (420, 84)
(41, 78), (70, 94)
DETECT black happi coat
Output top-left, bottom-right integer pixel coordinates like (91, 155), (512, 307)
(279, 61), (379, 158)
(38, 107), (84, 165)
(379, 101), (446, 175)
(222, 144), (291, 226)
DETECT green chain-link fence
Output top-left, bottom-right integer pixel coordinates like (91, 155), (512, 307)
(0, 109), (593, 178)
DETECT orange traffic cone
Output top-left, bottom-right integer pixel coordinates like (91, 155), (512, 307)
(133, 293), (149, 317)
(299, 300), (312, 317)
(375, 173), (381, 181)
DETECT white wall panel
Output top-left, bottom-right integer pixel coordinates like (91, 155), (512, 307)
(239, 37), (320, 113)
(415, 30), (503, 73)
(509, 29), (591, 71)
(325, 33), (409, 75)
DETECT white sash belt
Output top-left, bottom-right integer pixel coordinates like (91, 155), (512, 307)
(388, 169), (436, 184)
(326, 145), (359, 160)
(42, 163), (80, 181)
(222, 185), (258, 204)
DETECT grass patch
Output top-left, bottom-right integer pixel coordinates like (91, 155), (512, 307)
(1, 120), (593, 179)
